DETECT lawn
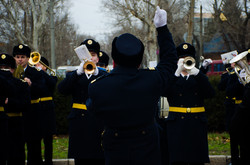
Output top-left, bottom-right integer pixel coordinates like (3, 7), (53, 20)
(38, 132), (231, 159)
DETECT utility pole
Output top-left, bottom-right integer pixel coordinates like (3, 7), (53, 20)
(50, 0), (56, 69)
(199, 5), (203, 62)
(187, 0), (195, 44)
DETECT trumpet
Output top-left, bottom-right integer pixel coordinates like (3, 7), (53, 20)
(183, 56), (196, 70)
(83, 60), (96, 75)
(230, 49), (250, 86)
(29, 52), (56, 76)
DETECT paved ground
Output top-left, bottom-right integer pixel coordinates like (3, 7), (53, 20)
(32, 156), (231, 165)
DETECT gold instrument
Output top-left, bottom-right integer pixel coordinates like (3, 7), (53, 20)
(83, 60), (96, 75)
(230, 49), (250, 86)
(183, 56), (196, 70)
(13, 65), (25, 79)
(29, 52), (56, 76)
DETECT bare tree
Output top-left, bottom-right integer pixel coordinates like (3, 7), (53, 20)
(207, 0), (249, 52)
(0, 0), (55, 50)
(101, 0), (190, 66)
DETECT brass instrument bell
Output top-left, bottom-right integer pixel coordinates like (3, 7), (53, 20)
(29, 52), (56, 76)
(183, 56), (196, 70)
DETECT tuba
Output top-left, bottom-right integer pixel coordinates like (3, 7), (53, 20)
(29, 52), (56, 76)
(183, 56), (196, 70)
(13, 65), (25, 80)
(230, 49), (250, 86)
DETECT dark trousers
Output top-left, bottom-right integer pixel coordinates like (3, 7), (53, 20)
(74, 158), (105, 165)
(26, 139), (42, 165)
(43, 135), (53, 165)
(230, 132), (240, 165)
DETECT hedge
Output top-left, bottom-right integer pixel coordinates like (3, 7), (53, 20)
(53, 75), (227, 134)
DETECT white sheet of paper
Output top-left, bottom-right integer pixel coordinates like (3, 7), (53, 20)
(74, 45), (92, 62)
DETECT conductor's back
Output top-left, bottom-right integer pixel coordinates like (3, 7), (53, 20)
(88, 7), (177, 165)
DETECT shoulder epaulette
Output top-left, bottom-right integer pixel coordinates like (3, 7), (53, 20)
(91, 73), (109, 84)
(147, 67), (156, 71)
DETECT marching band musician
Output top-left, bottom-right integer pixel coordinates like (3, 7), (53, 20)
(230, 80), (250, 165)
(218, 51), (244, 165)
(87, 7), (177, 165)
(164, 43), (215, 165)
(0, 54), (15, 165)
(97, 51), (110, 72)
(58, 39), (106, 165)
(0, 53), (30, 165)
(35, 56), (57, 165)
(13, 44), (46, 165)
(229, 50), (250, 165)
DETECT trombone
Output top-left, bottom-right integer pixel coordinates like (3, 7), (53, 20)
(29, 52), (56, 76)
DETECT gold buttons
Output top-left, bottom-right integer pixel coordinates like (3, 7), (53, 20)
(186, 108), (191, 113)
(114, 133), (118, 137)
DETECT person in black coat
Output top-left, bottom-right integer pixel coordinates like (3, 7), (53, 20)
(87, 7), (177, 165)
(164, 43), (215, 165)
(0, 53), (30, 165)
(35, 56), (57, 165)
(58, 39), (106, 165)
(218, 63), (244, 165)
(13, 44), (46, 165)
(0, 54), (15, 165)
(230, 81), (250, 165)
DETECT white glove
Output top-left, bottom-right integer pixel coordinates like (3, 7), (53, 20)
(175, 58), (185, 77)
(93, 67), (99, 76)
(202, 58), (213, 69)
(76, 62), (85, 75)
(187, 67), (200, 76)
(154, 6), (167, 28)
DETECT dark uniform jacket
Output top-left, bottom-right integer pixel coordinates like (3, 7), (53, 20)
(0, 72), (12, 162)
(23, 65), (46, 141)
(88, 25), (177, 165)
(230, 83), (250, 164)
(164, 72), (215, 163)
(218, 72), (244, 130)
(58, 69), (107, 159)
(39, 71), (57, 137)
(1, 70), (30, 164)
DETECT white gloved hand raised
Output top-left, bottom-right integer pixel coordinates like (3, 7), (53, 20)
(175, 58), (185, 77)
(154, 6), (167, 28)
(76, 62), (85, 75)
(93, 67), (99, 76)
(187, 67), (200, 76)
(202, 58), (213, 69)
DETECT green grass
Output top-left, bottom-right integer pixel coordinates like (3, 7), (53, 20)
(208, 132), (231, 155)
(35, 132), (231, 159)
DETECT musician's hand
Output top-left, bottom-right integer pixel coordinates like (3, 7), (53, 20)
(93, 67), (99, 76)
(202, 59), (213, 69)
(24, 77), (32, 86)
(187, 67), (199, 76)
(76, 62), (85, 75)
(175, 58), (185, 77)
(5, 98), (8, 104)
(154, 6), (167, 28)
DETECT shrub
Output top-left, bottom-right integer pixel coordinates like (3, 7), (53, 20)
(205, 75), (226, 132)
